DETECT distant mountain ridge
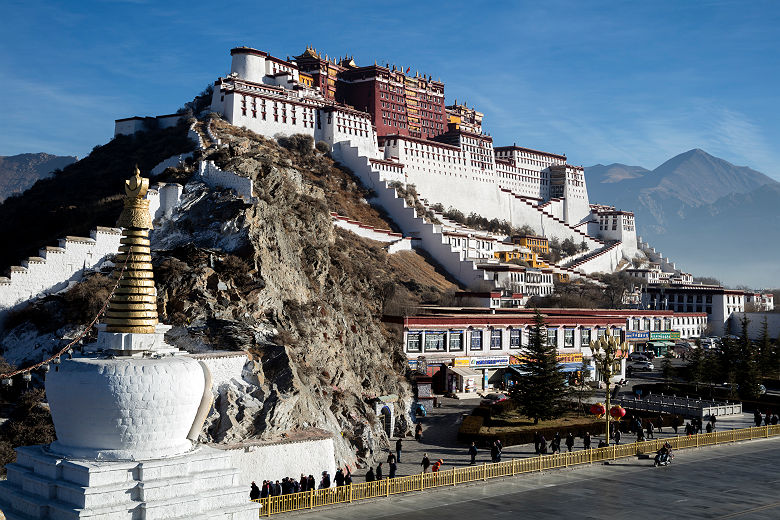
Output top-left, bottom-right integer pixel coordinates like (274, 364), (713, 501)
(0, 153), (77, 202)
(586, 149), (780, 287)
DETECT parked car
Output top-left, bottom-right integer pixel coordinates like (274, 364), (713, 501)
(628, 352), (650, 362)
(480, 393), (508, 406)
(627, 361), (654, 372)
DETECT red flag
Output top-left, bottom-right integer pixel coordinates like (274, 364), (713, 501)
(406, 67), (411, 73)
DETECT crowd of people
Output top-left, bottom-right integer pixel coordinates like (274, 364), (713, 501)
(753, 410), (779, 427)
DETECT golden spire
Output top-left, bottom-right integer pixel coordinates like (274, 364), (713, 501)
(103, 166), (158, 334)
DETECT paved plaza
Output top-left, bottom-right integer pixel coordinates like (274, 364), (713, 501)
(305, 436), (780, 520)
(383, 395), (756, 480)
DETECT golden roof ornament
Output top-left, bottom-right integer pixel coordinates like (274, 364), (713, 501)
(103, 166), (158, 334)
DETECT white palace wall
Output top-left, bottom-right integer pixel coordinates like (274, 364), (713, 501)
(216, 435), (336, 489)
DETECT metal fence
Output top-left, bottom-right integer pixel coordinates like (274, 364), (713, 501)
(614, 395), (742, 419)
(252, 424), (780, 516)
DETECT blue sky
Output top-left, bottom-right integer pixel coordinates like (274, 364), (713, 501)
(1, 0), (779, 179)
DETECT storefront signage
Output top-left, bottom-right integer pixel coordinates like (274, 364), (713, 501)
(510, 353), (583, 365)
(470, 356), (510, 369)
(649, 331), (681, 340)
(626, 331), (650, 341)
(453, 357), (470, 367)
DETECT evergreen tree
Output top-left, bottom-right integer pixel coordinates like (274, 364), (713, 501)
(661, 351), (675, 388)
(686, 345), (704, 391)
(757, 317), (776, 378)
(736, 315), (761, 399)
(510, 311), (570, 424)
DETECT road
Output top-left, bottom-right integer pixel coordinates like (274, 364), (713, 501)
(298, 436), (780, 520)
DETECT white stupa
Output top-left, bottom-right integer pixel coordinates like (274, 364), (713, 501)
(0, 169), (259, 519)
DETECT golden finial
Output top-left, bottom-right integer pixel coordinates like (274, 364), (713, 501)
(104, 167), (158, 335)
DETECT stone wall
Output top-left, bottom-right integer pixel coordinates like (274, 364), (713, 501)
(213, 433), (336, 488)
(198, 161), (254, 200)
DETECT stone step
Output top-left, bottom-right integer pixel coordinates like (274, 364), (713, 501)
(139, 467), (241, 501)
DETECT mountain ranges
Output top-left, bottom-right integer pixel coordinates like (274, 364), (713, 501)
(586, 149), (780, 288)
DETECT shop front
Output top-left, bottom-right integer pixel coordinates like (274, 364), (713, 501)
(470, 356), (510, 391)
(446, 358), (481, 394)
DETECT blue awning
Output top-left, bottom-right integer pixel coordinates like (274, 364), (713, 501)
(560, 362), (595, 372)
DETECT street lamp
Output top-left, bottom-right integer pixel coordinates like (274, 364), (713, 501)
(589, 335), (628, 446)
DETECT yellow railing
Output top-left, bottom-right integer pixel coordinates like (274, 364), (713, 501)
(253, 424), (780, 516)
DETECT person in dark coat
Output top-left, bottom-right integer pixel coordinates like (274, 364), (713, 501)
(469, 442), (478, 465)
(685, 422), (693, 436)
(320, 471), (331, 489)
(706, 422), (713, 433)
(565, 432), (575, 452)
(754, 410), (763, 427)
(490, 442), (499, 463)
(365, 467), (375, 482)
(396, 437), (403, 463)
(765, 413), (771, 426)
(334, 468), (345, 487)
(344, 466), (353, 486)
(614, 428), (622, 445)
(250, 481), (261, 500)
(540, 435), (548, 455)
(389, 458), (397, 479)
(261, 480), (270, 498)
(273, 480), (282, 496)
(307, 475), (315, 491)
(710, 414), (717, 429)
(583, 432), (591, 450)
(421, 453), (431, 472)
(376, 462), (383, 480)
(772, 414), (779, 425)
(299, 474), (308, 492)
(534, 432), (542, 454)
(656, 416), (663, 433)
(646, 421), (654, 439)
(415, 423), (423, 441)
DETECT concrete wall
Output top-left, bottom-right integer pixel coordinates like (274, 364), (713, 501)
(198, 161), (253, 200)
(193, 352), (250, 390)
(331, 213), (402, 243)
(0, 228), (121, 311)
(570, 242), (624, 275)
(216, 436), (336, 488)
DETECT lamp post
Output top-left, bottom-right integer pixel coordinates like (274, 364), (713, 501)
(590, 335), (627, 446)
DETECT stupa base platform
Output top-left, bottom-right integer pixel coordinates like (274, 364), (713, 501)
(0, 445), (260, 520)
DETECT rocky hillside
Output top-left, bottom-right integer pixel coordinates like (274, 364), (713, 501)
(0, 116), (456, 468)
(0, 153), (77, 203)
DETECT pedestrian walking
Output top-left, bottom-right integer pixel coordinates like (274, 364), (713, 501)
(320, 471), (331, 489)
(432, 459), (443, 472)
(496, 439), (503, 461)
(614, 429), (621, 445)
(765, 413), (771, 427)
(421, 453), (430, 473)
(656, 416), (663, 433)
(685, 422), (693, 436)
(646, 421), (654, 439)
(365, 467), (375, 482)
(415, 423), (423, 442)
(636, 428), (645, 442)
(706, 422), (713, 433)
(344, 467), (353, 486)
(534, 432), (542, 454)
(334, 468), (345, 487)
(307, 475), (315, 491)
(396, 437), (403, 463)
(468, 442), (478, 465)
(565, 432), (575, 452)
(583, 432), (591, 450)
(540, 435), (548, 455)
(772, 414), (778, 425)
(250, 481), (260, 500)
(710, 414), (717, 429)
(672, 415), (680, 435)
(551, 432), (561, 454)
(754, 410), (762, 427)
(389, 458), (397, 479)
(376, 462), (383, 480)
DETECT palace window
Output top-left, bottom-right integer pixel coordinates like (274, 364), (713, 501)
(490, 329), (503, 350)
(581, 328), (591, 346)
(509, 329), (521, 349)
(406, 333), (421, 353)
(470, 331), (483, 351)
(424, 332), (446, 352)
(449, 331), (463, 352)
(547, 328), (558, 347)
(564, 329), (575, 347)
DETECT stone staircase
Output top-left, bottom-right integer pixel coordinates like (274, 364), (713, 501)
(333, 142), (495, 289)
